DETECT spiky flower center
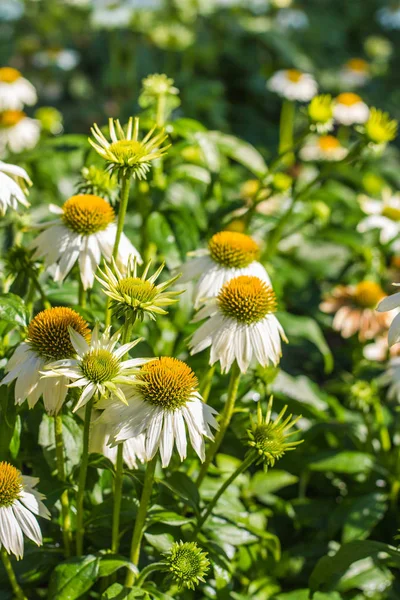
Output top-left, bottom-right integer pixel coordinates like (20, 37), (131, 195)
(336, 92), (362, 106)
(252, 423), (286, 460)
(0, 110), (25, 128)
(382, 205), (400, 222)
(218, 276), (276, 324)
(353, 281), (385, 308)
(0, 67), (22, 83)
(318, 135), (341, 152)
(81, 349), (120, 383)
(138, 357), (197, 410)
(365, 109), (398, 144)
(62, 194), (114, 235)
(27, 307), (90, 360)
(208, 231), (260, 268)
(0, 462), (23, 507)
(309, 95), (333, 123)
(108, 140), (148, 166)
(117, 277), (158, 304)
(286, 69), (302, 83)
(346, 58), (369, 73)
(166, 541), (210, 590)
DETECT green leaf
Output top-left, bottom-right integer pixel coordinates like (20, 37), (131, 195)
(39, 413), (83, 475)
(102, 583), (150, 599)
(277, 312), (333, 373)
(307, 451), (375, 475)
(209, 131), (268, 177)
(147, 508), (193, 527)
(47, 555), (100, 599)
(0, 293), (29, 328)
(342, 493), (387, 543)
(309, 541), (400, 596)
(145, 213), (181, 269)
(0, 386), (17, 460)
(161, 472), (200, 512)
(171, 164), (211, 184)
(98, 555), (138, 578)
(250, 470), (299, 502)
(194, 132), (221, 173)
(144, 533), (174, 553)
(276, 590), (341, 600)
(9, 415), (21, 459)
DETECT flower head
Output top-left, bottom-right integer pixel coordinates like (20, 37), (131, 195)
(190, 275), (287, 373)
(34, 106), (63, 135)
(377, 283), (400, 347)
(267, 69), (317, 102)
(89, 116), (170, 179)
(164, 541), (210, 590)
(31, 194), (141, 290)
(300, 135), (348, 162)
(320, 281), (391, 342)
(100, 357), (218, 467)
(247, 396), (303, 466)
(363, 108), (398, 145)
(1, 306), (90, 414)
(0, 461), (49, 558)
(0, 160), (31, 215)
(358, 189), (400, 245)
(76, 165), (119, 204)
(0, 110), (40, 154)
(180, 231), (271, 309)
(339, 58), (370, 88)
(140, 73), (179, 101)
(0, 67), (37, 111)
(43, 324), (147, 412)
(97, 257), (182, 322)
(308, 95), (334, 133)
(333, 93), (369, 126)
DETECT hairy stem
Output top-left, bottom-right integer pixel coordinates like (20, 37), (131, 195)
(75, 398), (94, 555)
(54, 414), (72, 558)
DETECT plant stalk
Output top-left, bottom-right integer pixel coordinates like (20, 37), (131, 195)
(54, 414), (72, 557)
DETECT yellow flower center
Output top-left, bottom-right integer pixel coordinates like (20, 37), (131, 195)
(346, 58), (369, 73)
(353, 281), (385, 308)
(138, 357), (198, 410)
(382, 205), (400, 222)
(27, 307), (90, 360)
(117, 278), (158, 304)
(0, 462), (23, 507)
(0, 110), (25, 128)
(286, 69), (302, 83)
(108, 140), (148, 166)
(336, 92), (362, 106)
(0, 67), (22, 83)
(218, 276), (277, 324)
(62, 194), (115, 235)
(81, 349), (120, 383)
(318, 135), (341, 152)
(208, 231), (260, 268)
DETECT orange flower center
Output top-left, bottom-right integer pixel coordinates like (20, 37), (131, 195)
(336, 92), (362, 106)
(286, 69), (303, 83)
(218, 275), (277, 324)
(0, 110), (26, 128)
(208, 231), (260, 268)
(62, 194), (115, 235)
(346, 58), (369, 73)
(353, 281), (385, 308)
(0, 67), (22, 83)
(318, 135), (341, 152)
(0, 462), (23, 507)
(138, 357), (198, 410)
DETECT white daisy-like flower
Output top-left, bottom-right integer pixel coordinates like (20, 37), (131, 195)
(0, 160), (31, 215)
(0, 462), (50, 559)
(0, 67), (36, 111)
(333, 92), (369, 125)
(43, 324), (148, 413)
(91, 0), (134, 29)
(30, 194), (141, 290)
(180, 231), (271, 309)
(358, 189), (400, 245)
(377, 284), (400, 347)
(1, 307), (90, 415)
(100, 357), (219, 468)
(299, 135), (348, 162)
(189, 275), (287, 373)
(267, 69), (317, 102)
(339, 58), (370, 89)
(89, 410), (146, 469)
(0, 110), (40, 154)
(377, 5), (400, 30)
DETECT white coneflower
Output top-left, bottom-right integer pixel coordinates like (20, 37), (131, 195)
(0, 110), (40, 154)
(358, 189), (400, 245)
(189, 275), (287, 373)
(180, 231), (271, 309)
(100, 357), (218, 468)
(89, 410), (146, 469)
(339, 58), (370, 88)
(333, 93), (369, 126)
(0, 160), (31, 215)
(379, 357), (400, 401)
(0, 462), (50, 559)
(299, 135), (348, 162)
(1, 307), (90, 415)
(43, 324), (148, 412)
(90, 0), (134, 29)
(377, 284), (400, 347)
(0, 67), (37, 111)
(267, 69), (317, 102)
(376, 5), (400, 30)
(30, 194), (141, 290)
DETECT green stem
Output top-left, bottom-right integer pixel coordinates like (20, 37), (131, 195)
(30, 270), (51, 310)
(194, 453), (255, 535)
(279, 100), (296, 168)
(54, 414), (72, 558)
(135, 561), (166, 588)
(390, 479), (400, 511)
(75, 398), (94, 556)
(105, 173), (132, 327)
(373, 399), (391, 452)
(153, 93), (166, 188)
(125, 456), (158, 587)
(156, 93), (166, 128)
(78, 278), (86, 309)
(196, 362), (241, 487)
(199, 365), (215, 404)
(0, 548), (27, 600)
